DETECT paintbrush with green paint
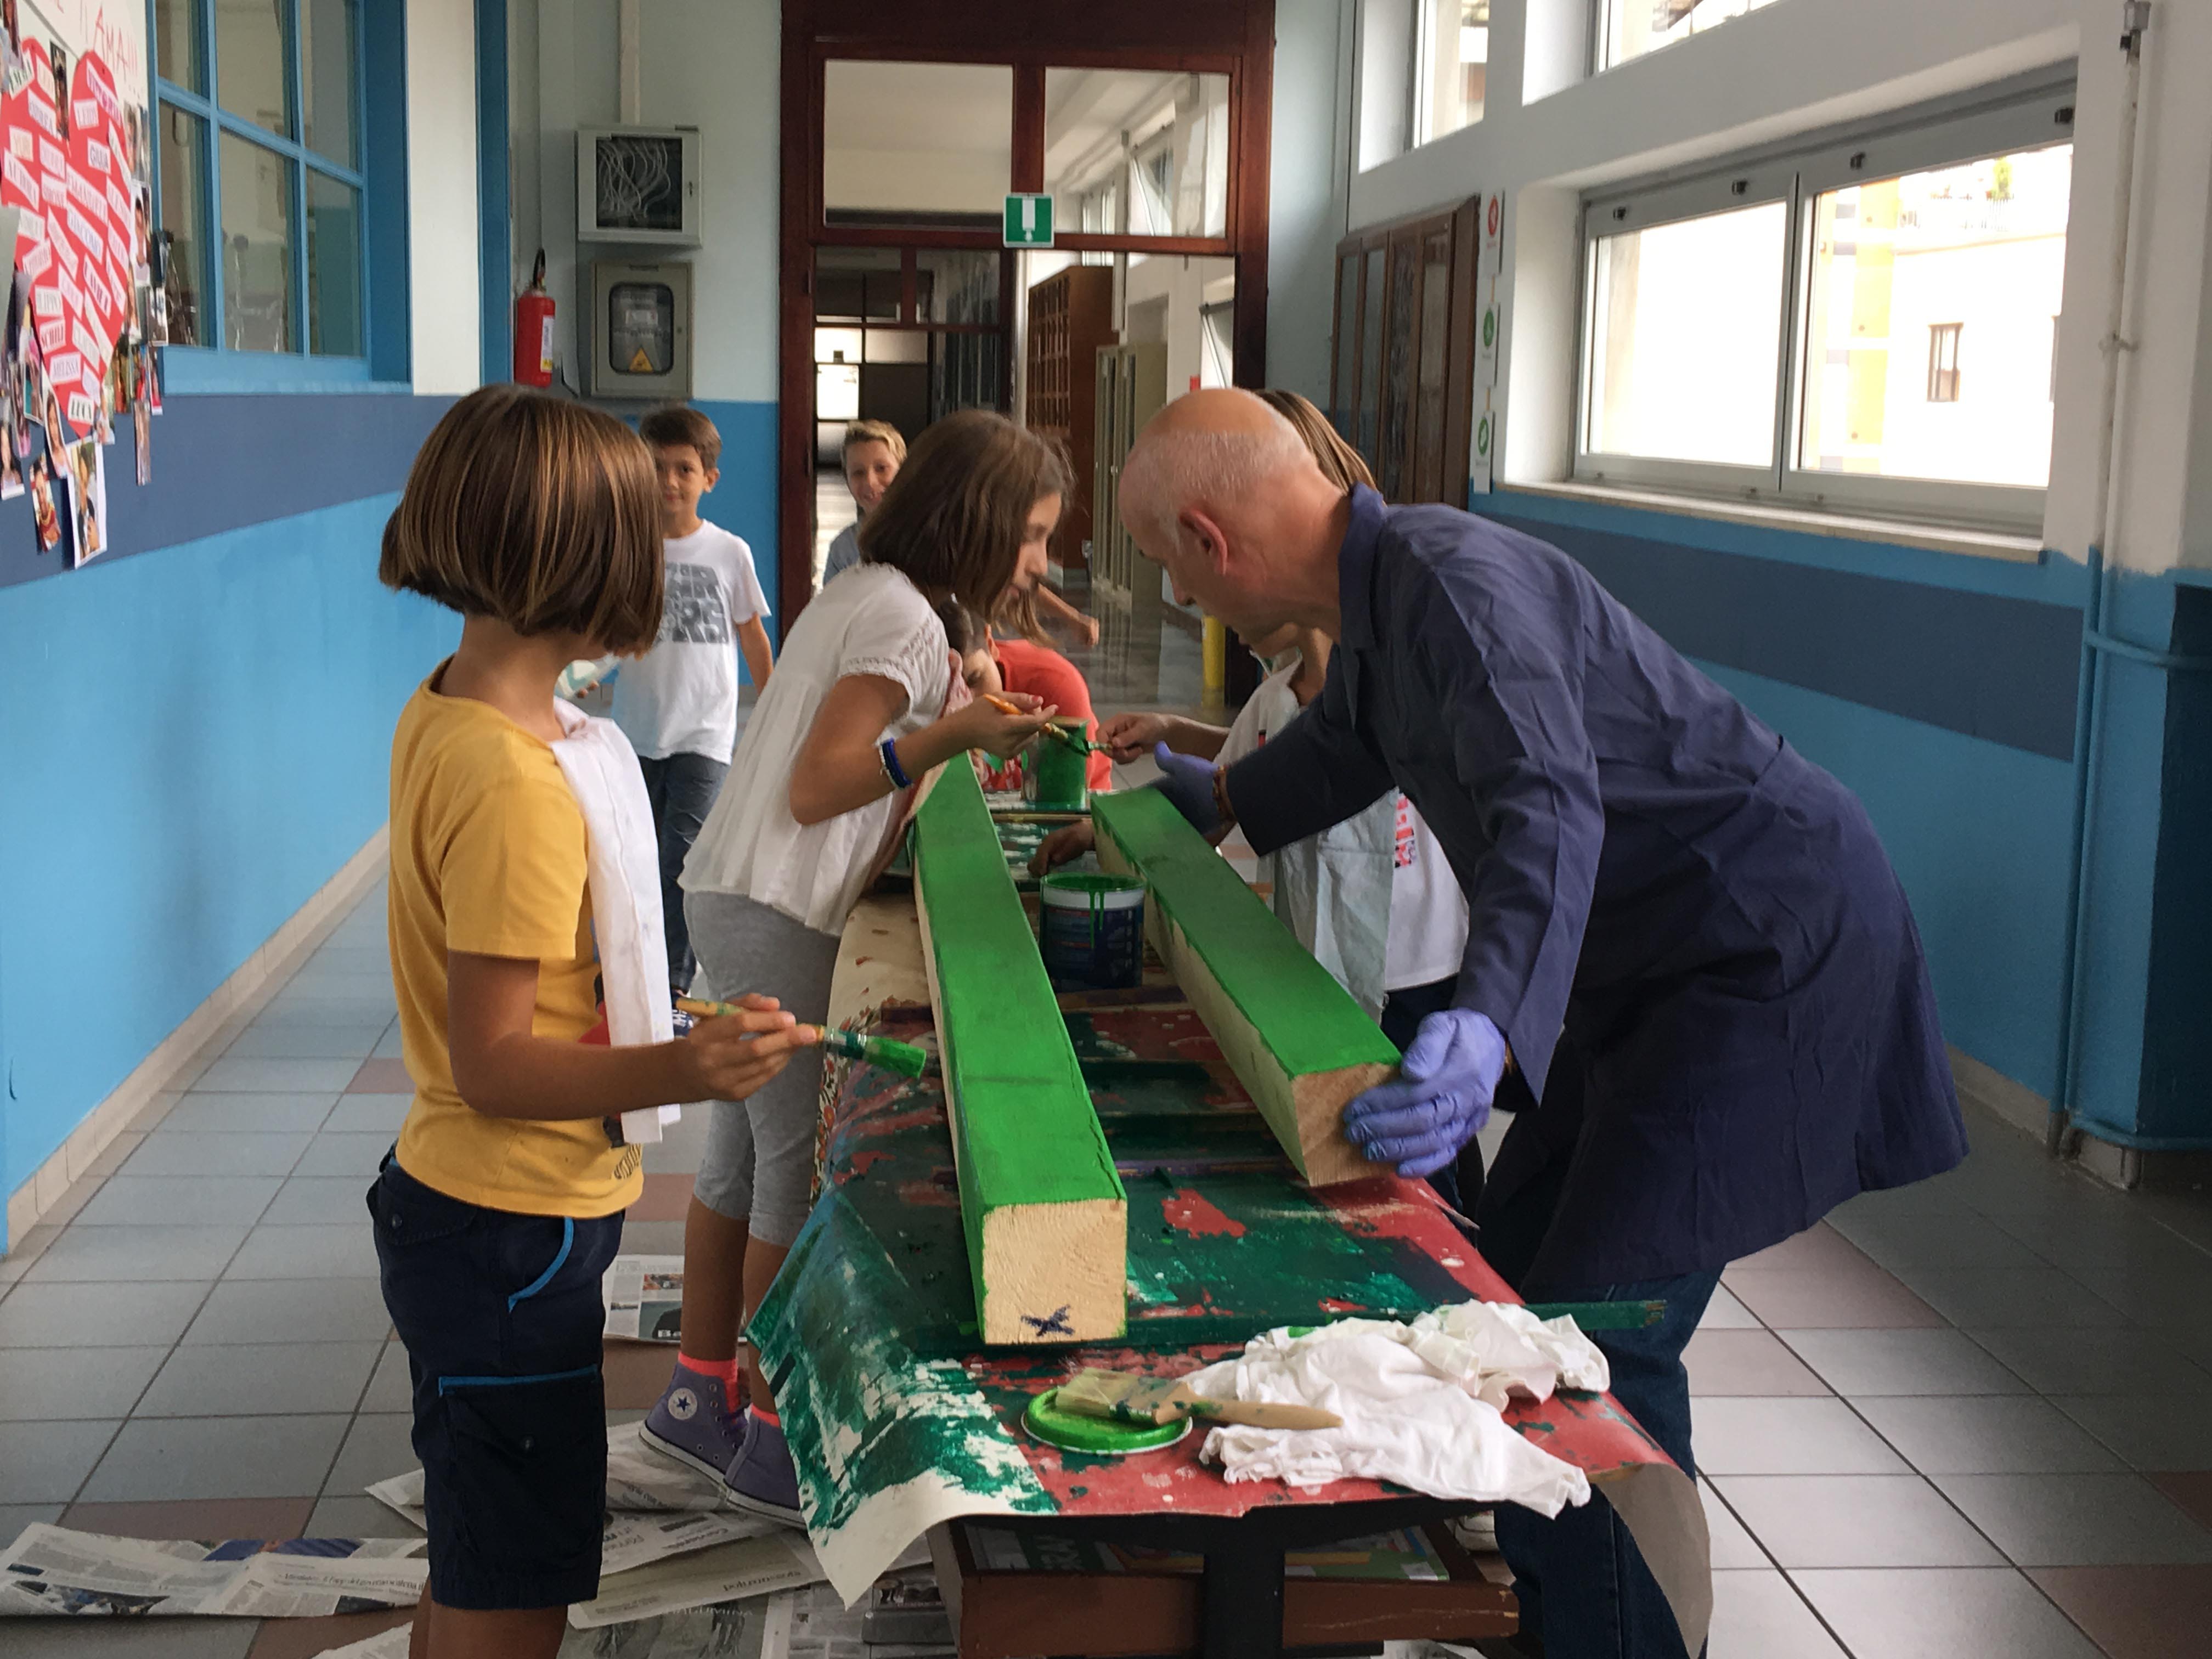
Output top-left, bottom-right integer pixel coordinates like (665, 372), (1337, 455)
(983, 693), (1102, 755)
(675, 999), (931, 1078)
(1056, 1368), (1342, 1431)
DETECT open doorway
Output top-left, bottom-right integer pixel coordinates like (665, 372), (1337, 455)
(999, 248), (1237, 706)
(779, 3), (1276, 709)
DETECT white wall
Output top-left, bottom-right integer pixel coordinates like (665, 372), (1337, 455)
(1335, 0), (2212, 578)
(407, 0), (482, 395)
(1269, 0), (1356, 403)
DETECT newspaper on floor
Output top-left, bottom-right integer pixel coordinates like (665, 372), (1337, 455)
(0, 1524), (425, 1618)
(570, 1533), (826, 1630)
(369, 1422), (727, 1530)
(605, 1255), (687, 1343)
(762, 1576), (950, 1659)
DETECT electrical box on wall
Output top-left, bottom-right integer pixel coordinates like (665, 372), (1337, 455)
(588, 262), (693, 400)
(577, 126), (704, 247)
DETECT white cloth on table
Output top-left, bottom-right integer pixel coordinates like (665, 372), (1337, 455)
(1181, 1301), (1608, 1517)
(546, 699), (679, 1145)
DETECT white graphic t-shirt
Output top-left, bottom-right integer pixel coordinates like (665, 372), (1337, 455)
(611, 523), (771, 761)
(1218, 659), (1469, 1010)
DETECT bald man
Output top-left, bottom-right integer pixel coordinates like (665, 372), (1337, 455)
(1121, 391), (1965, 1659)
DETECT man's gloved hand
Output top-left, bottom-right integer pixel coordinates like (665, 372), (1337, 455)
(1344, 1009), (1508, 1178)
(1146, 742), (1227, 838)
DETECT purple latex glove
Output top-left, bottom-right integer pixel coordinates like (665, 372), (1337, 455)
(1146, 741), (1227, 837)
(1344, 1009), (1508, 1178)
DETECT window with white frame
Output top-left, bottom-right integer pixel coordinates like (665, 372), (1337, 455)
(1597, 0), (1782, 71)
(1576, 82), (2074, 529)
(153, 0), (365, 362)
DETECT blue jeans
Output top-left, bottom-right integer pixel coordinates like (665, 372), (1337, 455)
(1494, 1270), (1719, 1659)
(637, 752), (727, 991)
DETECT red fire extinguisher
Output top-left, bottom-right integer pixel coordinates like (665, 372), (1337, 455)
(514, 250), (555, 387)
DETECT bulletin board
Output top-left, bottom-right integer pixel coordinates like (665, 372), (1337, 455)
(0, 0), (154, 572)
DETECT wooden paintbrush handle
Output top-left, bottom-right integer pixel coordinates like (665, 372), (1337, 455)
(1193, 1400), (1342, 1430)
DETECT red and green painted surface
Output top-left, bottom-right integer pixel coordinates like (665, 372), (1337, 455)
(751, 982), (1678, 1601)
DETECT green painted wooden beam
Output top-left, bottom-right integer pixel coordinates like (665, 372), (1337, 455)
(913, 761), (1127, 1345)
(1090, 789), (1401, 1185)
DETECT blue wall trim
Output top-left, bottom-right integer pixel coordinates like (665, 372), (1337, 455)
(477, 0), (512, 388)
(1, 498), (459, 1199)
(365, 1), (414, 385)
(0, 394), (449, 591)
(1479, 502), (2084, 760)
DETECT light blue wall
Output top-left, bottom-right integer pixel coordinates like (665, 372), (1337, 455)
(690, 400), (780, 651)
(0, 497), (459, 1199)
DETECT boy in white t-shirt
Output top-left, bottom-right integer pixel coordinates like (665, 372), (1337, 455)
(603, 405), (774, 995)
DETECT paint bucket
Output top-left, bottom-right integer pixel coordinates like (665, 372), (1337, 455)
(1038, 872), (1146, 990)
(1026, 720), (1092, 810)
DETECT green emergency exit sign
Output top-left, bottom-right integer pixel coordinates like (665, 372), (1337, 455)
(1004, 194), (1054, 247)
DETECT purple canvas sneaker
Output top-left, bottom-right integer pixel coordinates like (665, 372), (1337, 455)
(724, 1411), (805, 1527)
(639, 1358), (746, 1482)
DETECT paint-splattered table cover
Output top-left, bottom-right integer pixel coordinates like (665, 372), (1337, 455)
(754, 938), (1701, 1636)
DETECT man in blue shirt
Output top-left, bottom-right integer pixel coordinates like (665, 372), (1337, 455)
(1120, 391), (1966, 1659)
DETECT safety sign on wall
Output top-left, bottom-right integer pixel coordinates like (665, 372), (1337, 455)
(1003, 194), (1054, 248)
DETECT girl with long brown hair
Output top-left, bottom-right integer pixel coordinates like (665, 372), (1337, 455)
(644, 410), (1065, 1520)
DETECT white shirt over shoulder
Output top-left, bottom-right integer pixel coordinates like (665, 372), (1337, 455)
(1217, 658), (1468, 1015)
(611, 522), (770, 761)
(682, 563), (951, 935)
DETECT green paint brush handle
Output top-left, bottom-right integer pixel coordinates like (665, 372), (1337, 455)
(821, 1026), (930, 1078)
(1038, 720), (1098, 755)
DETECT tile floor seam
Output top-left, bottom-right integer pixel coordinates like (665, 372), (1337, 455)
(56, 1223), (274, 1504)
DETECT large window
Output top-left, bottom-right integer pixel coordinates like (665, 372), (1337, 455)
(1417, 2), (1488, 145)
(1359, 0), (1488, 168)
(1576, 84), (2074, 530)
(1597, 0), (1782, 71)
(154, 0), (366, 364)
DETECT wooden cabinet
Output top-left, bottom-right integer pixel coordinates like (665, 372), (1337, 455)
(1329, 198), (1482, 505)
(1093, 340), (1170, 624)
(1025, 265), (1118, 573)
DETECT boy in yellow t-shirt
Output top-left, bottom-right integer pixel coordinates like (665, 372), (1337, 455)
(374, 385), (820, 1659)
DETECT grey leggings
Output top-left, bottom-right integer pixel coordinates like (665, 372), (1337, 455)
(685, 890), (840, 1247)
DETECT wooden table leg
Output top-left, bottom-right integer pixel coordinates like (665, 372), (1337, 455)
(1201, 1533), (1286, 1659)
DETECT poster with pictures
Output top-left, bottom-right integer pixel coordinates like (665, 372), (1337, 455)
(28, 448), (60, 552)
(0, 2), (152, 567)
(64, 431), (100, 565)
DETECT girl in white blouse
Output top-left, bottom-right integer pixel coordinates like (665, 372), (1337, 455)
(642, 411), (1064, 1522)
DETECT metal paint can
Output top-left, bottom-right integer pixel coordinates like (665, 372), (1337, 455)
(1038, 872), (1146, 990)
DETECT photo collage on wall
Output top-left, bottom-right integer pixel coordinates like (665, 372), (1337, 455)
(0, 3), (158, 571)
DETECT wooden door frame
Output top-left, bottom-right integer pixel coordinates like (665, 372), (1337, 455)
(780, 1), (1276, 628)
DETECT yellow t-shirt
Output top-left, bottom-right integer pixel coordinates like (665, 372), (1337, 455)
(387, 672), (642, 1217)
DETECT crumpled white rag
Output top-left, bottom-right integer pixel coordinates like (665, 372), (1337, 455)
(1181, 1301), (1610, 1517)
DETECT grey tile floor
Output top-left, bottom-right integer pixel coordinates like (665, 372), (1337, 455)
(4, 612), (2211, 1655)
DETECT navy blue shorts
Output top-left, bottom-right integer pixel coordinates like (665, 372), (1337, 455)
(368, 1157), (624, 1611)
